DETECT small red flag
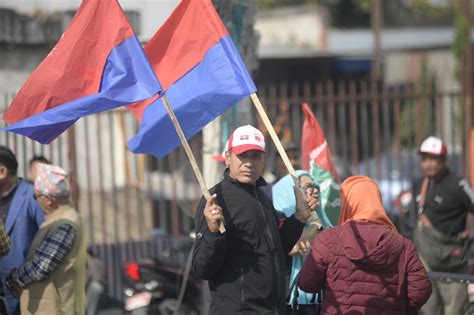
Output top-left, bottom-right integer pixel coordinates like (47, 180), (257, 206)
(301, 102), (339, 182)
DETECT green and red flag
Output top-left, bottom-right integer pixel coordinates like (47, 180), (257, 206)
(301, 102), (341, 226)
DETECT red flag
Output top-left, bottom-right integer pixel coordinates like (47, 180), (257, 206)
(126, 0), (256, 158)
(301, 102), (339, 182)
(2, 0), (161, 143)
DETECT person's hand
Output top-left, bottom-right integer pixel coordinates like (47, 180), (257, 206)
(204, 194), (224, 233)
(6, 279), (22, 298)
(294, 183), (320, 223)
(304, 183), (319, 212)
(419, 213), (433, 228)
(289, 239), (312, 257)
(294, 186), (310, 222)
(10, 283), (22, 298)
(458, 229), (471, 240)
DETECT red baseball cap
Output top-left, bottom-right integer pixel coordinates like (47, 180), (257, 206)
(227, 125), (266, 155)
(418, 136), (447, 157)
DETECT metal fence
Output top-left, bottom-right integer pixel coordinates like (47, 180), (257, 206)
(0, 79), (468, 300)
(0, 97), (200, 245)
(258, 80), (466, 210)
(0, 80), (468, 241)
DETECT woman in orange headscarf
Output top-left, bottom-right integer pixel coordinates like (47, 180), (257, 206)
(338, 176), (397, 230)
(299, 176), (432, 314)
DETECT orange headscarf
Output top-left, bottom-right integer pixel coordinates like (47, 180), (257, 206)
(338, 176), (397, 230)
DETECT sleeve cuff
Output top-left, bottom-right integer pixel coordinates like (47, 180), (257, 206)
(288, 214), (306, 229)
(7, 269), (25, 288)
(204, 230), (224, 238)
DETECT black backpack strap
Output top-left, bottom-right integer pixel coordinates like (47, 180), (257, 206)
(288, 271), (318, 309)
(287, 272), (299, 308)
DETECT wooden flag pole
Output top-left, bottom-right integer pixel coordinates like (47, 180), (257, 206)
(161, 94), (225, 233)
(250, 93), (298, 179)
(250, 93), (322, 228)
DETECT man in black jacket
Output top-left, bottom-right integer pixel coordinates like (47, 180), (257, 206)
(413, 136), (474, 315)
(193, 125), (318, 314)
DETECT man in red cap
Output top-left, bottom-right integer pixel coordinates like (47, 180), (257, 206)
(192, 125), (319, 314)
(413, 136), (474, 315)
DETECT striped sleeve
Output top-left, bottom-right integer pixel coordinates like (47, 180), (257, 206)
(459, 179), (474, 213)
(9, 224), (76, 287)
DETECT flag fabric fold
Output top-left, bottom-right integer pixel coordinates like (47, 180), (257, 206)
(301, 102), (341, 226)
(2, 0), (161, 143)
(127, 0), (256, 158)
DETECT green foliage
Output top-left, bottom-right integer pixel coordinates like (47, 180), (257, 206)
(400, 58), (437, 149)
(450, 2), (468, 148)
(257, 0), (454, 28)
(452, 1), (470, 81)
(257, 0), (317, 9)
(410, 0), (453, 17)
(322, 0), (371, 28)
(257, 0), (370, 27)
(416, 58), (432, 94)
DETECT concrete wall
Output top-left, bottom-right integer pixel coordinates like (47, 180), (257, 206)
(255, 4), (328, 58)
(0, 0), (178, 42)
(384, 49), (458, 91)
(384, 48), (460, 150)
(79, 188), (154, 244)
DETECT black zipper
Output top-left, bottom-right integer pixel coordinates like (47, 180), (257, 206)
(254, 189), (285, 311)
(239, 268), (245, 304)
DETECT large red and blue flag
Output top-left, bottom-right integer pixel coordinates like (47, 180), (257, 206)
(2, 0), (162, 143)
(127, 0), (257, 158)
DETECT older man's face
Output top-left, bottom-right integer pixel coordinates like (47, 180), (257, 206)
(34, 193), (52, 214)
(226, 150), (265, 185)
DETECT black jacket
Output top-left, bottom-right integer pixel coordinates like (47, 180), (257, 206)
(192, 171), (304, 314)
(413, 169), (474, 237)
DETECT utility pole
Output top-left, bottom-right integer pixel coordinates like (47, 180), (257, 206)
(372, 0), (382, 81)
(371, 0), (382, 178)
(460, 0), (473, 183)
(202, 0), (259, 188)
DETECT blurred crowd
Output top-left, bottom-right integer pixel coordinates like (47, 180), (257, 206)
(0, 127), (472, 315)
(194, 125), (473, 315)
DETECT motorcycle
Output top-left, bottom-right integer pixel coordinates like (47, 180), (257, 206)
(122, 254), (203, 315)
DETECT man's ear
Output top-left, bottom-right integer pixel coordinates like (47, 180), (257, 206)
(224, 151), (231, 168)
(0, 165), (8, 180)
